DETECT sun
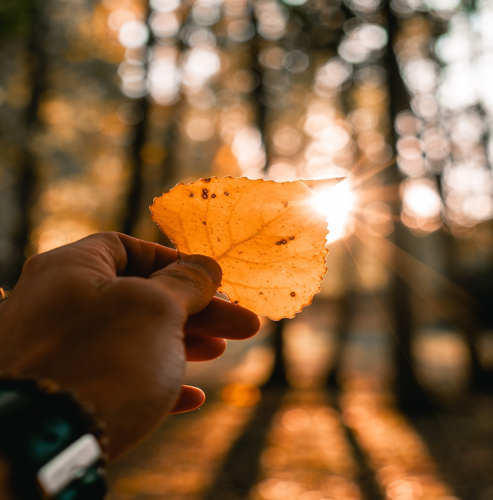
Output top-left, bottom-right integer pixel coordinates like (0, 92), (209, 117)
(309, 178), (357, 243)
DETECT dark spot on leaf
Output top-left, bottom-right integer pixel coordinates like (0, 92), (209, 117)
(224, 191), (229, 196)
(234, 300), (239, 304)
(288, 236), (295, 240)
(290, 292), (296, 297)
(202, 189), (209, 199)
(202, 221), (207, 225)
(276, 239), (287, 245)
(284, 202), (288, 207)
(259, 291), (263, 295)
(211, 194), (216, 198)
(217, 238), (220, 241)
(204, 178), (211, 182)
(190, 193), (195, 197)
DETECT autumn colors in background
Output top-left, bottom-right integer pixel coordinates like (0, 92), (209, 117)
(2, 0), (493, 499)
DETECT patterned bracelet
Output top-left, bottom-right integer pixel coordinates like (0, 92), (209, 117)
(0, 373), (109, 499)
(0, 287), (11, 303)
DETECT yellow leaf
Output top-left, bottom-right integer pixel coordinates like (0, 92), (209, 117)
(150, 176), (339, 320)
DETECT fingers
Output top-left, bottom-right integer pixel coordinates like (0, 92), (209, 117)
(183, 297), (259, 362)
(90, 232), (178, 277)
(186, 297), (260, 340)
(149, 254), (222, 315)
(169, 386), (205, 414)
(25, 233), (179, 280)
(184, 334), (227, 361)
(51, 233), (222, 316)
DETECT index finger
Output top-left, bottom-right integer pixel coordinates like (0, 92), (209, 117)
(25, 233), (179, 280)
(185, 298), (260, 340)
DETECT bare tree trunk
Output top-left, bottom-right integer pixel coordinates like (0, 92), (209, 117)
(121, 1), (151, 237)
(250, 12), (289, 388)
(10, 0), (45, 285)
(326, 289), (355, 391)
(121, 97), (150, 237)
(386, 5), (432, 413)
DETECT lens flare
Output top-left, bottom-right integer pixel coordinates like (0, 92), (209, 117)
(310, 179), (357, 243)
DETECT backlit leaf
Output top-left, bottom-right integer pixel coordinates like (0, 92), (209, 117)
(150, 177), (339, 320)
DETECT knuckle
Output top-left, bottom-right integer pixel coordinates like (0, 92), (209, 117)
(87, 232), (125, 257)
(97, 232), (122, 247)
(22, 252), (48, 275)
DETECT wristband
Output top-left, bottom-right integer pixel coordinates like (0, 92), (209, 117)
(0, 375), (108, 500)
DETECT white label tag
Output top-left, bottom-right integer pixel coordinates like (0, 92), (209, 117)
(37, 433), (102, 496)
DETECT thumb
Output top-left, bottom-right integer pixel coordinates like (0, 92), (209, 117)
(149, 254), (222, 315)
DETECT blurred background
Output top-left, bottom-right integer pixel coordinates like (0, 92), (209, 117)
(2, 0), (493, 498)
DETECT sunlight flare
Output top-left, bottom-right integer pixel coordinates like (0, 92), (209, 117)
(310, 178), (357, 243)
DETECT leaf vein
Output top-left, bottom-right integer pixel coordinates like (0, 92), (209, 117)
(222, 254), (322, 270)
(204, 194), (215, 258)
(216, 210), (289, 260)
(226, 192), (244, 250)
(223, 279), (294, 290)
(178, 213), (192, 254)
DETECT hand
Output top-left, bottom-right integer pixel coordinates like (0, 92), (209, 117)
(0, 233), (259, 459)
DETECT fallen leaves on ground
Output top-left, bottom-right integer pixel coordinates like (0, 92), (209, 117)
(150, 177), (338, 320)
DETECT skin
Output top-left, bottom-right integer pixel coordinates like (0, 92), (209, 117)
(0, 232), (260, 498)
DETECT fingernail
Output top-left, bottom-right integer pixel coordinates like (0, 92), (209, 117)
(177, 254), (222, 286)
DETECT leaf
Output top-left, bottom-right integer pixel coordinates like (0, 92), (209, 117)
(150, 176), (340, 320)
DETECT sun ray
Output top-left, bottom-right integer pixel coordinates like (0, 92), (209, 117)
(354, 204), (402, 224)
(346, 153), (372, 178)
(351, 218), (483, 346)
(355, 184), (401, 204)
(342, 224), (478, 494)
(351, 156), (397, 187)
(342, 238), (413, 360)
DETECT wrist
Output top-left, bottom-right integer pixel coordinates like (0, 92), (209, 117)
(0, 375), (108, 500)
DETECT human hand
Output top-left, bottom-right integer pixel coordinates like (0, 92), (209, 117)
(0, 233), (260, 459)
